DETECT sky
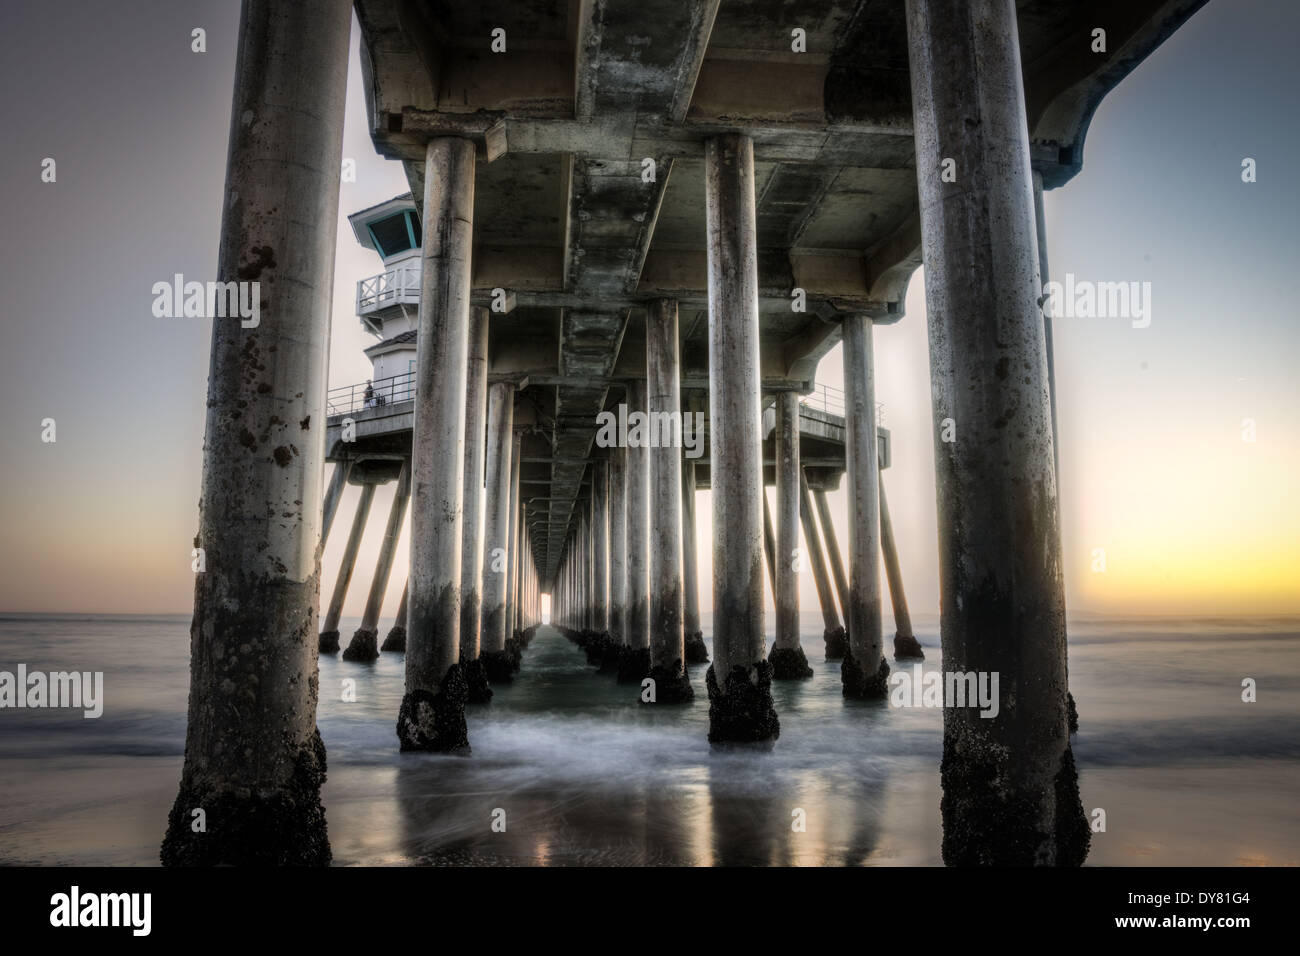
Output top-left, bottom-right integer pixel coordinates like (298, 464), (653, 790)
(0, 0), (1295, 619)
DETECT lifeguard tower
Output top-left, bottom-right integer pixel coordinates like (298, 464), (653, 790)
(346, 194), (421, 403)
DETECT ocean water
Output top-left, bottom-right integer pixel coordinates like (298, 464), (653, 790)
(0, 611), (1297, 866)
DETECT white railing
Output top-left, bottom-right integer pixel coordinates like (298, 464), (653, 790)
(356, 261), (420, 314)
(799, 383), (885, 426)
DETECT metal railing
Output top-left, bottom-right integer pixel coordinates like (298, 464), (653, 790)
(356, 261), (420, 314)
(326, 371), (416, 417)
(799, 382), (884, 426)
(326, 372), (884, 427)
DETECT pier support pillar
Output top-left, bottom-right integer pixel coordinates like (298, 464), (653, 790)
(480, 382), (516, 684)
(703, 133), (778, 744)
(619, 380), (652, 684)
(459, 307), (492, 702)
(345, 463), (410, 661)
(319, 482), (375, 653)
(761, 490), (777, 597)
(505, 431), (523, 669)
(841, 314), (888, 698)
(589, 460), (615, 667)
(608, 446), (628, 660)
(319, 458), (353, 554)
(813, 488), (850, 659)
(681, 456), (708, 663)
(905, 0), (1086, 864)
(382, 580), (409, 652)
(772, 392), (812, 679)
(646, 298), (693, 703)
(799, 472), (844, 658)
(591, 462), (609, 636)
(880, 475), (923, 660)
(1034, 170), (1078, 735)
(161, 0), (351, 867)
(398, 136), (476, 754)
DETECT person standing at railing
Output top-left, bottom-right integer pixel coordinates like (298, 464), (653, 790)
(363, 380), (375, 408)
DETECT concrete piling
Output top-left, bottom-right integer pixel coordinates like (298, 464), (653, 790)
(703, 133), (778, 744)
(771, 392), (812, 679)
(319, 458), (352, 555)
(840, 314), (888, 699)
(319, 482), (375, 653)
(646, 298), (692, 702)
(880, 475), (923, 660)
(459, 307), (492, 702)
(813, 488), (851, 659)
(480, 382), (516, 684)
(344, 462), (410, 661)
(504, 431), (523, 670)
(381, 579), (409, 652)
(681, 456), (708, 663)
(397, 136), (476, 754)
(591, 461), (609, 637)
(161, 0), (352, 867)
(589, 460), (618, 668)
(619, 380), (652, 684)
(799, 471), (845, 658)
(905, 0), (1087, 864)
(1034, 169), (1079, 735)
(608, 446), (628, 659)
(762, 491), (777, 597)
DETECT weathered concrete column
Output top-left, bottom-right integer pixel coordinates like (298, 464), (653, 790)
(381, 579), (409, 652)
(608, 446), (628, 652)
(761, 490), (777, 597)
(1035, 169), (1078, 736)
(480, 382), (515, 683)
(840, 314), (887, 698)
(646, 298), (692, 702)
(618, 380), (652, 684)
(516, 522), (529, 640)
(799, 472), (844, 658)
(771, 392), (812, 678)
(880, 475), (923, 660)
(161, 0), (351, 867)
(345, 463), (410, 661)
(1032, 170), (1061, 486)
(459, 307), (492, 702)
(586, 506), (596, 635)
(591, 462), (609, 636)
(905, 0), (1086, 865)
(519, 527), (534, 639)
(680, 457), (708, 663)
(813, 488), (851, 659)
(703, 133), (778, 744)
(398, 136), (476, 754)
(320, 458), (353, 554)
(319, 482), (375, 653)
(505, 431), (523, 669)
(574, 511), (585, 633)
(590, 460), (618, 668)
